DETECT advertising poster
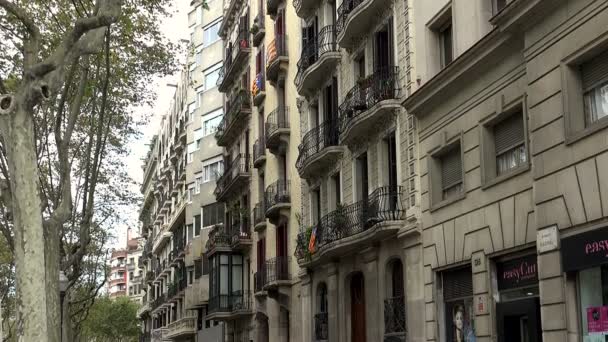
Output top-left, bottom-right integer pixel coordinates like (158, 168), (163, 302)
(587, 306), (608, 334)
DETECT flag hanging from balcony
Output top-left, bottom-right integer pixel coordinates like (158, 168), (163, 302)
(308, 226), (317, 254)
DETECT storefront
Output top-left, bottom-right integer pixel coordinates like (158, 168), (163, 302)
(562, 227), (608, 342)
(494, 254), (541, 342)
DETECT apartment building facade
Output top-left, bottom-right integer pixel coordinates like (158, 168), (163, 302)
(292, 0), (424, 341)
(206, 0), (304, 338)
(137, 0), (227, 341)
(401, 0), (608, 341)
(109, 249), (128, 298)
(127, 232), (145, 304)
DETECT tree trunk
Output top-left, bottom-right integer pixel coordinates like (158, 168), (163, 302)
(4, 107), (49, 341)
(46, 223), (60, 342)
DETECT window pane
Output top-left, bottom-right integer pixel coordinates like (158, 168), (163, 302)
(232, 264), (243, 293)
(194, 215), (201, 235)
(584, 83), (608, 126)
(204, 115), (223, 135)
(204, 66), (221, 90)
(496, 144), (527, 175)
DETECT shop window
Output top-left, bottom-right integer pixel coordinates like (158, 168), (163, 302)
(440, 267), (475, 342)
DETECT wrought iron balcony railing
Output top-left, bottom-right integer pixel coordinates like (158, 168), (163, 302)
(208, 291), (253, 314)
(253, 138), (266, 166)
(315, 312), (329, 341)
(296, 26), (338, 86)
(215, 90), (252, 144)
(151, 293), (166, 311)
(214, 153), (251, 198)
(384, 296), (406, 335)
(297, 186), (405, 258)
(336, 0), (365, 34)
(253, 202), (266, 227)
(338, 66), (400, 133)
(264, 179), (290, 211)
(265, 106), (289, 142)
(231, 219), (251, 245)
(264, 256), (290, 285)
(254, 270), (265, 293)
(296, 118), (340, 171)
(206, 225), (231, 252)
(217, 27), (251, 90)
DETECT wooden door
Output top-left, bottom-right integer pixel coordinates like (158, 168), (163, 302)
(351, 273), (366, 342)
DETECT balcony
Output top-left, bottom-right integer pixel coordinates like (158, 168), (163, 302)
(265, 106), (290, 154)
(262, 256), (291, 290)
(296, 186), (406, 266)
(336, 0), (391, 50)
(217, 28), (251, 92)
(167, 278), (187, 300)
(253, 139), (266, 168)
(206, 225), (232, 257)
(151, 328), (168, 342)
(296, 119), (342, 179)
(295, 26), (340, 96)
(151, 293), (167, 311)
(215, 90), (252, 147)
(264, 179), (291, 222)
(252, 72), (266, 107)
(294, 0), (321, 19)
(207, 291), (254, 320)
(165, 317), (197, 340)
(384, 296), (406, 342)
(214, 154), (251, 201)
(230, 219), (252, 250)
(251, 11), (265, 47)
(338, 67), (401, 147)
(254, 271), (266, 296)
(315, 312), (329, 341)
(253, 202), (267, 232)
(266, 35), (288, 85)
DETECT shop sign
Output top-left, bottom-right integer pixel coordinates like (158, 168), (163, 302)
(587, 306), (608, 334)
(496, 254), (538, 290)
(562, 227), (608, 272)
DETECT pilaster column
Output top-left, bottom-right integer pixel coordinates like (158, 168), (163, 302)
(361, 247), (380, 342)
(300, 270), (313, 342)
(404, 242), (425, 342)
(471, 251), (491, 342)
(327, 262), (339, 342)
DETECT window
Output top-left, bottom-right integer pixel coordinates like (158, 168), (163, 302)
(194, 214), (202, 236)
(187, 224), (194, 241)
(202, 254), (210, 275)
(195, 259), (203, 279)
(188, 267), (194, 285)
(330, 172), (341, 209)
(202, 108), (223, 136)
(439, 20), (453, 68)
(440, 146), (463, 200)
(195, 46), (203, 66)
(204, 64), (221, 90)
(441, 267), (475, 342)
(196, 87), (204, 108)
(203, 203), (224, 227)
(203, 20), (221, 47)
(187, 184), (194, 203)
(494, 112), (527, 175)
(203, 158), (223, 182)
(189, 102), (196, 116)
(493, 0), (507, 14)
(195, 173), (203, 194)
(187, 142), (196, 163)
(581, 49), (608, 126)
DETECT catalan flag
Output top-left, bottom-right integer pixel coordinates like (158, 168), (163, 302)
(308, 226), (317, 254)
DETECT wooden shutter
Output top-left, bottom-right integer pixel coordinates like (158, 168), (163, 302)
(440, 146), (462, 189)
(581, 49), (608, 91)
(494, 113), (524, 155)
(442, 267), (473, 300)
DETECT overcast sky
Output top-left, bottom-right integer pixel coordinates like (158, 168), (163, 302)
(112, 1), (191, 249)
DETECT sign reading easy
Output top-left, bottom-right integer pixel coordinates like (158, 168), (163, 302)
(496, 254), (538, 290)
(562, 227), (608, 272)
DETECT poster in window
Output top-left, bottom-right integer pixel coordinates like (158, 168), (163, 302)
(445, 298), (476, 342)
(587, 306), (608, 334)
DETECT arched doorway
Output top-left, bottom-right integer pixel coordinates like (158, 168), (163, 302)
(385, 259), (406, 337)
(350, 272), (366, 342)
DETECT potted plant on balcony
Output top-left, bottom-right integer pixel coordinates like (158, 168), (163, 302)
(250, 18), (260, 35)
(333, 202), (348, 239)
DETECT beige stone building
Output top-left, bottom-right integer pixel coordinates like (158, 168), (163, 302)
(136, 0), (227, 341)
(292, 0), (424, 340)
(401, 0), (608, 341)
(206, 0), (304, 338)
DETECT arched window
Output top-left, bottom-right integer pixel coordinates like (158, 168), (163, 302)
(390, 259), (404, 298)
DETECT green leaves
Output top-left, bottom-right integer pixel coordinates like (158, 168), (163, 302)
(81, 296), (140, 342)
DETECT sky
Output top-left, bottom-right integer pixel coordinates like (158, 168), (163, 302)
(112, 0), (191, 249)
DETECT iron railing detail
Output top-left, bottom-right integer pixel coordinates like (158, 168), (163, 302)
(215, 90), (252, 142)
(297, 186), (405, 257)
(253, 202), (266, 227)
(315, 312), (329, 340)
(264, 179), (290, 210)
(384, 296), (406, 334)
(336, 0), (365, 33)
(253, 138), (266, 164)
(296, 118), (340, 171)
(296, 26), (338, 86)
(217, 27), (251, 88)
(264, 256), (290, 284)
(254, 270), (265, 293)
(206, 226), (231, 252)
(231, 218), (251, 245)
(208, 291), (253, 314)
(265, 106), (289, 142)
(214, 153), (251, 198)
(338, 66), (400, 133)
